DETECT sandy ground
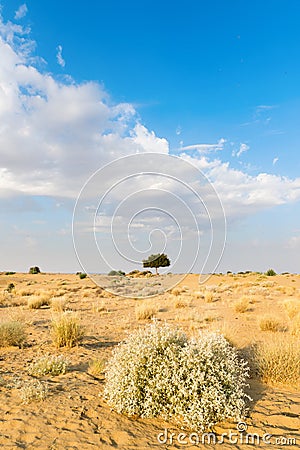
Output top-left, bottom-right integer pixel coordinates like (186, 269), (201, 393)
(0, 272), (299, 449)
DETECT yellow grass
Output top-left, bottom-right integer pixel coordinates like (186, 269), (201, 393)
(135, 303), (157, 320)
(253, 335), (300, 386)
(51, 312), (84, 348)
(259, 315), (285, 332)
(234, 296), (250, 313)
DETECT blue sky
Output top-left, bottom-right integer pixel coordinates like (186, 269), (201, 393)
(0, 1), (299, 273)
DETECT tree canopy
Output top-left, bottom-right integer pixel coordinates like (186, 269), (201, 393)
(142, 253), (170, 275)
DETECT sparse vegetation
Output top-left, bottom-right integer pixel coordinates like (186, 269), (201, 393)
(104, 323), (250, 431)
(0, 320), (26, 347)
(79, 272), (87, 279)
(108, 270), (125, 276)
(51, 312), (84, 348)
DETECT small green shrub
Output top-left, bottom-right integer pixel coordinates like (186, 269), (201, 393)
(5, 271), (16, 275)
(52, 312), (84, 348)
(265, 269), (276, 276)
(28, 354), (69, 376)
(0, 320), (26, 347)
(29, 266), (41, 274)
(104, 323), (250, 431)
(79, 273), (87, 279)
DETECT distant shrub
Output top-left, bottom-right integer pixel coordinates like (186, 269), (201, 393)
(104, 323), (250, 431)
(79, 273), (87, 279)
(28, 354), (69, 376)
(0, 320), (26, 347)
(6, 283), (15, 293)
(52, 312), (84, 348)
(108, 270), (125, 276)
(265, 269), (276, 276)
(5, 271), (16, 275)
(29, 266), (41, 274)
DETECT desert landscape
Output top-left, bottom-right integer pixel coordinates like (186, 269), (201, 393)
(0, 271), (299, 449)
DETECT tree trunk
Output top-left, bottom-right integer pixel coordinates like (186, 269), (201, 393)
(155, 267), (158, 276)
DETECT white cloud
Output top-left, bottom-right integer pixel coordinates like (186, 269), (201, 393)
(0, 15), (168, 199)
(180, 138), (225, 154)
(14, 4), (28, 20)
(180, 154), (300, 219)
(56, 44), (65, 68)
(273, 157), (279, 165)
(232, 143), (249, 158)
(131, 123), (169, 154)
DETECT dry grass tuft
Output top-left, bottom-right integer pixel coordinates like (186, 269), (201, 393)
(174, 296), (190, 308)
(253, 335), (300, 386)
(291, 313), (300, 336)
(282, 298), (300, 319)
(51, 312), (84, 348)
(28, 295), (50, 309)
(87, 359), (105, 378)
(204, 291), (214, 303)
(0, 320), (26, 347)
(234, 296), (250, 313)
(170, 287), (182, 296)
(50, 297), (67, 312)
(259, 315), (285, 332)
(135, 303), (157, 320)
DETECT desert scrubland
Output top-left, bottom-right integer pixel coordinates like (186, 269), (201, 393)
(0, 271), (299, 449)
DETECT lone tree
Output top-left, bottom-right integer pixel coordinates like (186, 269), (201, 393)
(142, 253), (170, 275)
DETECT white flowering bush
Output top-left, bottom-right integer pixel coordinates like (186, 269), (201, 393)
(28, 354), (69, 376)
(104, 323), (250, 431)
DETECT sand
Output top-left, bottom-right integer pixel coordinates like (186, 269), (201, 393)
(0, 272), (299, 449)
